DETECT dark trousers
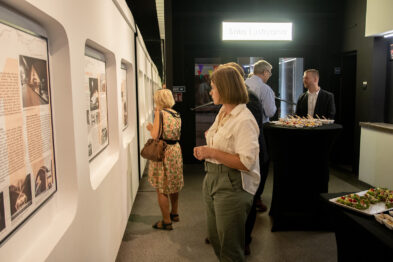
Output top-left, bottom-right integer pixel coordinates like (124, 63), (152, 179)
(245, 123), (271, 245)
(255, 158), (269, 199)
(245, 157), (269, 245)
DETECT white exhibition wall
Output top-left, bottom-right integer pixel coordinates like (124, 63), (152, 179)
(365, 0), (393, 36)
(359, 125), (393, 190)
(0, 0), (160, 261)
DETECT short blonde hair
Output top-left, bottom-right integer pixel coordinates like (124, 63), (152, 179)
(304, 69), (319, 79)
(211, 65), (248, 104)
(154, 89), (175, 108)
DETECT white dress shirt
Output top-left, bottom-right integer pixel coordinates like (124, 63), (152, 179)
(245, 75), (277, 123)
(205, 104), (260, 195)
(307, 89), (320, 117)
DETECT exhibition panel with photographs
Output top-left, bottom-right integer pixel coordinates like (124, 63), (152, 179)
(0, 21), (57, 244)
(121, 66), (128, 130)
(85, 54), (109, 161)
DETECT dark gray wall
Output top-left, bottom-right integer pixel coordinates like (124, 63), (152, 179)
(387, 39), (393, 122)
(165, 0), (173, 87)
(166, 0), (392, 164)
(341, 0), (390, 172)
(168, 0), (344, 163)
(342, 0), (389, 123)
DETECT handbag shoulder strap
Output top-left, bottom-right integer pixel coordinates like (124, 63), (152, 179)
(158, 111), (164, 139)
(163, 108), (180, 118)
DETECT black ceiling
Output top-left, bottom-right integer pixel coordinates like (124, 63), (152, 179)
(124, 0), (344, 81)
(126, 0), (163, 79)
(173, 0), (341, 14)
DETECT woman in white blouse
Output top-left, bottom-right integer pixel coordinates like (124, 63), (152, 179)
(194, 65), (260, 262)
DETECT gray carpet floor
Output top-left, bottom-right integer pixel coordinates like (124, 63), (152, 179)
(116, 164), (367, 262)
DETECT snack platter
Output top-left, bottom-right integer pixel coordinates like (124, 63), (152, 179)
(374, 212), (393, 230)
(329, 189), (393, 216)
(271, 116), (334, 128)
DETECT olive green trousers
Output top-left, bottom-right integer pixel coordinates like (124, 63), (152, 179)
(203, 162), (253, 262)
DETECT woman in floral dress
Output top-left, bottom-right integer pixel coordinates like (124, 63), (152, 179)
(146, 89), (183, 230)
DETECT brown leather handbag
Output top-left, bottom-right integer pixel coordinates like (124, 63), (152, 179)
(140, 111), (167, 161)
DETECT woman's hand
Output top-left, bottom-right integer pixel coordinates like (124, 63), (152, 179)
(146, 123), (153, 131)
(193, 146), (213, 160)
(194, 147), (249, 171)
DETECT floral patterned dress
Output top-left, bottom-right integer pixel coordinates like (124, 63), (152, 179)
(148, 109), (183, 194)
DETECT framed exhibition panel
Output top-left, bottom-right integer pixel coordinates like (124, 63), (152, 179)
(85, 47), (109, 161)
(0, 19), (57, 244)
(121, 63), (128, 130)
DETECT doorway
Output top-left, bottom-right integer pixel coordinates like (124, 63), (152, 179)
(278, 58), (304, 117)
(194, 59), (220, 147)
(333, 52), (357, 172)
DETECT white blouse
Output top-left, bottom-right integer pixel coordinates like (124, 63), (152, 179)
(205, 104), (260, 195)
(307, 89), (320, 117)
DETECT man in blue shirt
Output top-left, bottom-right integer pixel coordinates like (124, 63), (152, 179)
(245, 60), (276, 214)
(245, 60), (277, 123)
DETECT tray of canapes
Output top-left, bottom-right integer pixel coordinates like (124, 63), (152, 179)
(329, 188), (393, 215)
(271, 115), (334, 128)
(374, 213), (393, 230)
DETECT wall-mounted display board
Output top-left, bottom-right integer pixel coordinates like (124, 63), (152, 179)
(85, 47), (109, 161)
(0, 21), (56, 244)
(121, 64), (128, 130)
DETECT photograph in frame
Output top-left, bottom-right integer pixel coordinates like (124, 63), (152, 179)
(121, 67), (128, 129)
(0, 20), (57, 244)
(85, 53), (109, 161)
(9, 173), (32, 221)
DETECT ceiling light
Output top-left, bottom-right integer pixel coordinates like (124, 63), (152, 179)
(222, 22), (292, 41)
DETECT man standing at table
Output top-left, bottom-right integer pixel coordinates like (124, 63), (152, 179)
(245, 60), (277, 123)
(296, 69), (336, 119)
(245, 60), (276, 213)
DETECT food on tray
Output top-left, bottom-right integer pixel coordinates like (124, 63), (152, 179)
(365, 188), (381, 203)
(274, 115), (325, 128)
(383, 214), (393, 222)
(320, 119), (335, 124)
(374, 213), (385, 224)
(375, 213), (393, 230)
(315, 114), (335, 124)
(386, 192), (393, 208)
(383, 218), (393, 230)
(366, 188), (377, 197)
(357, 199), (370, 210)
(365, 188), (393, 208)
(332, 188), (393, 215)
(336, 194), (370, 210)
(376, 188), (389, 201)
(375, 213), (393, 223)
(364, 193), (379, 204)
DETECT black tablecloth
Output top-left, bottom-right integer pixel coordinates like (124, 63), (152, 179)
(321, 193), (393, 261)
(264, 123), (342, 231)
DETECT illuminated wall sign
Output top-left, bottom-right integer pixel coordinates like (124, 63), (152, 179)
(222, 22), (292, 41)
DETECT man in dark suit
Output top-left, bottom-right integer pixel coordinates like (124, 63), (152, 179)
(295, 69), (336, 119)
